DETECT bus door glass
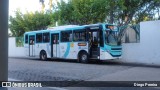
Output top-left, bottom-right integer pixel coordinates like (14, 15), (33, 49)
(29, 35), (35, 57)
(88, 27), (100, 59)
(51, 33), (60, 58)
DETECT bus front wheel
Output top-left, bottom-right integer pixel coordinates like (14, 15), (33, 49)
(40, 51), (47, 61)
(79, 52), (89, 63)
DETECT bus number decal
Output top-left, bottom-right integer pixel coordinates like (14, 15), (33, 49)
(78, 43), (87, 46)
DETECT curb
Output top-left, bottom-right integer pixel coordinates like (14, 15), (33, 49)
(104, 60), (160, 68)
(9, 57), (39, 60)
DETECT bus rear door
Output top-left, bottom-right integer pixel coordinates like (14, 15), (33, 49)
(29, 35), (35, 57)
(51, 33), (60, 58)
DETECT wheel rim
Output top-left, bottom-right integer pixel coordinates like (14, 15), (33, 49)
(81, 54), (87, 61)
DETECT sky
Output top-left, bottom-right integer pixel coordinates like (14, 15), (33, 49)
(9, 0), (61, 16)
(9, 0), (47, 33)
(9, 0), (41, 16)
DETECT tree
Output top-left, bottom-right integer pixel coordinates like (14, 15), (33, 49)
(9, 10), (52, 37)
(106, 0), (160, 25)
(9, 0), (160, 37)
(53, 0), (160, 25)
(55, 0), (109, 25)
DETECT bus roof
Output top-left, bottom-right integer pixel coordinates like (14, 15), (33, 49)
(24, 23), (117, 35)
(47, 25), (79, 30)
(24, 25), (84, 34)
(47, 25), (85, 31)
(24, 30), (50, 34)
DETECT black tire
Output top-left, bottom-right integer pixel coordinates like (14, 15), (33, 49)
(79, 52), (89, 63)
(40, 51), (47, 61)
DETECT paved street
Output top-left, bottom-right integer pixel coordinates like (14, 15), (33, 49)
(8, 58), (160, 90)
(9, 58), (133, 81)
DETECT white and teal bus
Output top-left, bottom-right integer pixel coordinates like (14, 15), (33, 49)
(24, 23), (122, 63)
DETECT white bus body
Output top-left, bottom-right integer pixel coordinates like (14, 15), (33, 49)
(24, 24), (122, 63)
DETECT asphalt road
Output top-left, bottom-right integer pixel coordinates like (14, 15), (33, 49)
(8, 58), (133, 81)
(8, 58), (160, 90)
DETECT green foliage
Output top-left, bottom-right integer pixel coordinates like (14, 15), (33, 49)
(9, 0), (160, 37)
(9, 10), (52, 37)
(55, 0), (109, 25)
(54, 0), (160, 25)
(123, 0), (160, 24)
(16, 37), (24, 47)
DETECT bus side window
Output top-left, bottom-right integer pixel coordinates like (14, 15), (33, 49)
(25, 34), (28, 44)
(30, 40), (32, 45)
(74, 33), (78, 41)
(36, 33), (42, 43)
(43, 32), (50, 43)
(61, 31), (72, 42)
(69, 33), (72, 42)
(29, 37), (34, 45)
(73, 29), (86, 42)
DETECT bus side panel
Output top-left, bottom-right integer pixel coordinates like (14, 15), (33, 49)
(59, 43), (70, 59)
(35, 43), (51, 58)
(71, 42), (88, 59)
(35, 43), (42, 58)
(24, 44), (29, 56)
(46, 43), (51, 58)
(34, 43), (38, 57)
(67, 42), (77, 59)
(60, 42), (88, 59)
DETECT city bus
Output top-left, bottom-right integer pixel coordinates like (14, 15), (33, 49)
(24, 23), (122, 63)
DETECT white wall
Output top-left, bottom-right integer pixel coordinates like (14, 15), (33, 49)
(121, 20), (160, 65)
(9, 37), (25, 57)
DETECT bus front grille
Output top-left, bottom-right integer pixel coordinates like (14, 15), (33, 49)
(111, 48), (122, 50)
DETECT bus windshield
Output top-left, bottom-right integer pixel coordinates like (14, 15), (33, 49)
(105, 31), (118, 46)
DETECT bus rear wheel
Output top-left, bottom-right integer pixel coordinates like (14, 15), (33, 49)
(40, 51), (47, 61)
(79, 52), (89, 63)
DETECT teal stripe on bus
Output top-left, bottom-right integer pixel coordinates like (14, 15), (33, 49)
(63, 42), (70, 58)
(47, 44), (51, 57)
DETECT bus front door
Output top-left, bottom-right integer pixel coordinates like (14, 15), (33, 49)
(29, 35), (35, 57)
(51, 33), (60, 58)
(88, 30), (100, 59)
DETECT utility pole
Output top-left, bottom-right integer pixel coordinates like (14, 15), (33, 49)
(0, 0), (9, 83)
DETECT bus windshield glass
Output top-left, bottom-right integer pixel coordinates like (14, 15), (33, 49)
(105, 31), (118, 46)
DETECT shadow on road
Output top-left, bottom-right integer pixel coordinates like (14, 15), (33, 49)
(9, 57), (160, 68)
(47, 59), (160, 68)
